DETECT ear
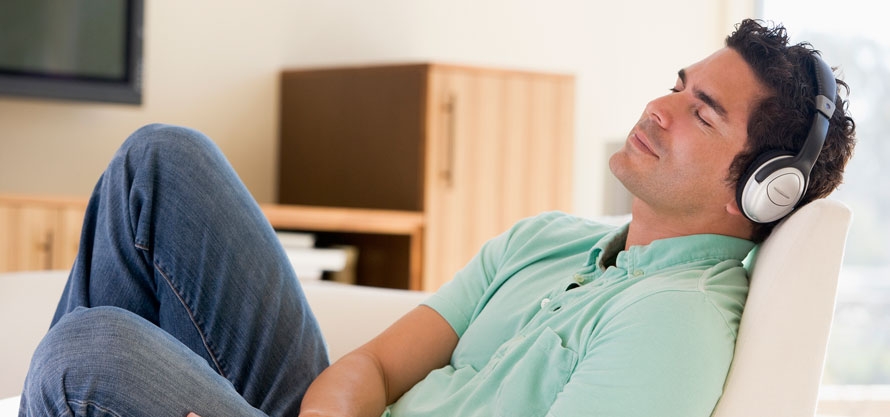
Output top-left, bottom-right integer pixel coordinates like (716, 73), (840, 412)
(726, 198), (744, 217)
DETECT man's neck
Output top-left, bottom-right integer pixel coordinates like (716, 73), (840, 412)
(625, 200), (753, 250)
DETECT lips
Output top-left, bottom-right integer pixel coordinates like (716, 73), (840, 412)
(629, 130), (659, 158)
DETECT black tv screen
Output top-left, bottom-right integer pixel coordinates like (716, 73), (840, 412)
(0, 0), (143, 105)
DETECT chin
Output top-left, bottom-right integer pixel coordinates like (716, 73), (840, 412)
(608, 152), (637, 186)
(607, 149), (626, 176)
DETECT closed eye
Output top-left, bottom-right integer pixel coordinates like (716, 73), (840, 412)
(671, 87), (713, 128)
(694, 109), (712, 128)
(675, 69), (727, 127)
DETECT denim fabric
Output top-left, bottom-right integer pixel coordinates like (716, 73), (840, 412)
(21, 307), (268, 417)
(20, 124), (329, 416)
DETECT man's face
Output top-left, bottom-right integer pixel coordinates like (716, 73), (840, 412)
(609, 47), (767, 218)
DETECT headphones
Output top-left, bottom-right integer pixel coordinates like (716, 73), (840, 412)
(737, 54), (837, 223)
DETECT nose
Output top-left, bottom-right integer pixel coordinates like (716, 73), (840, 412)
(644, 94), (673, 129)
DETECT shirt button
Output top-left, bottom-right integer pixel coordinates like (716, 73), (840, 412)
(633, 270), (644, 277)
(540, 298), (551, 309)
(573, 273), (585, 284)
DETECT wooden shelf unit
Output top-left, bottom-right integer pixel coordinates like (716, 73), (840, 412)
(278, 62), (575, 290)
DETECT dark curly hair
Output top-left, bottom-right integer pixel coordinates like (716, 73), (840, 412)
(725, 19), (856, 243)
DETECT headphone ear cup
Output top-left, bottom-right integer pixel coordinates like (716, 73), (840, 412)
(737, 150), (805, 223)
(736, 55), (834, 226)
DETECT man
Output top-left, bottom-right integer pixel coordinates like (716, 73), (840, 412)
(20, 19), (855, 417)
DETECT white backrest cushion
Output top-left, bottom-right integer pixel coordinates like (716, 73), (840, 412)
(300, 280), (429, 361)
(712, 199), (852, 417)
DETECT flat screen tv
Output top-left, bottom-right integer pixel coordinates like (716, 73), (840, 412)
(0, 0), (143, 105)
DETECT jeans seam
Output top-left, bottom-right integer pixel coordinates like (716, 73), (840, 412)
(67, 399), (125, 417)
(153, 261), (228, 380)
(56, 373), (74, 417)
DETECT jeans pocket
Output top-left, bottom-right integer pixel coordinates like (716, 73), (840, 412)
(494, 328), (578, 417)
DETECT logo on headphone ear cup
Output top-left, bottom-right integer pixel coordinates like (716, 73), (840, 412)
(737, 150), (806, 223)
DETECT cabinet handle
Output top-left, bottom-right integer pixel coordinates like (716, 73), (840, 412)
(43, 230), (54, 270)
(441, 94), (457, 187)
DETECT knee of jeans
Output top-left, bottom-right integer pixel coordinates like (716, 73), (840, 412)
(126, 123), (220, 158)
(25, 307), (155, 392)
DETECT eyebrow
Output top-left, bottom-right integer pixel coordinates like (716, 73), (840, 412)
(678, 69), (729, 120)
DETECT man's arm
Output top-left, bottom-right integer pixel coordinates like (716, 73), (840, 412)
(299, 304), (458, 417)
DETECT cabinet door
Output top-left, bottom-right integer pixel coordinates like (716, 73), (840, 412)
(0, 198), (86, 272)
(424, 68), (497, 291)
(423, 67), (574, 290)
(17, 205), (56, 271)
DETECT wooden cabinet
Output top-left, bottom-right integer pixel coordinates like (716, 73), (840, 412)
(279, 63), (575, 290)
(0, 195), (87, 273)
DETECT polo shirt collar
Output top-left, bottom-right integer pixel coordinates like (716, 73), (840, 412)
(585, 222), (755, 273)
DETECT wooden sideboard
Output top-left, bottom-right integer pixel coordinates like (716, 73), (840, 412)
(0, 194), (425, 289)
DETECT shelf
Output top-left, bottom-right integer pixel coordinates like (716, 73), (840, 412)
(260, 204), (425, 290)
(260, 204), (423, 235)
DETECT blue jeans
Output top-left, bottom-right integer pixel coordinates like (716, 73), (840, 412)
(19, 124), (329, 416)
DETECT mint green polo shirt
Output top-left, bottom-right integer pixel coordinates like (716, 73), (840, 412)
(383, 211), (755, 417)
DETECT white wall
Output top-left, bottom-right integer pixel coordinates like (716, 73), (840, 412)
(0, 0), (754, 216)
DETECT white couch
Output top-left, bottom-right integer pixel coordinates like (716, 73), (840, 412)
(0, 199), (853, 416)
(0, 271), (429, 414)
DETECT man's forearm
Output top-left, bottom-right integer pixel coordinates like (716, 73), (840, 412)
(299, 306), (458, 417)
(298, 350), (390, 417)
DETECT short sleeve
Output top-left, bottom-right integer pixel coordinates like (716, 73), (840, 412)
(423, 212), (570, 337)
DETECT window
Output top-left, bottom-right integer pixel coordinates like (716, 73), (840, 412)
(759, 0), (890, 413)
